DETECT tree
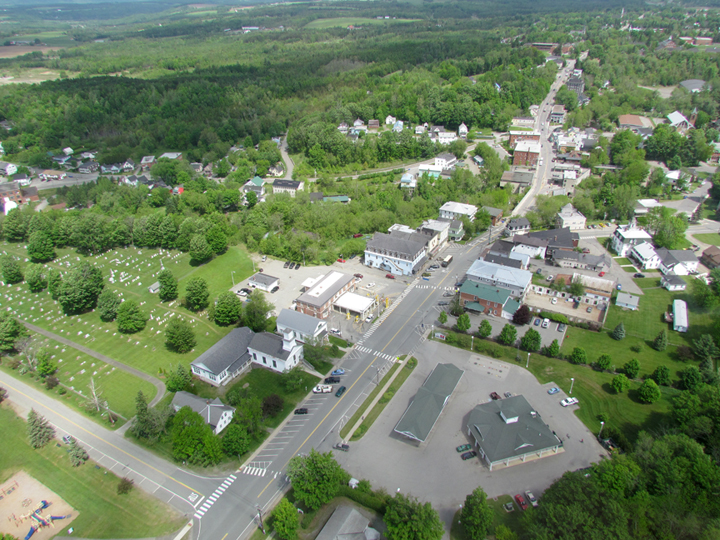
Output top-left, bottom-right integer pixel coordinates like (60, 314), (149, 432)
(680, 366), (703, 392)
(272, 498), (299, 540)
(205, 225), (228, 254)
(495, 525), (518, 540)
(653, 329), (668, 352)
(165, 318), (196, 353)
(36, 349), (56, 378)
(624, 358), (640, 379)
(97, 289), (121, 321)
(47, 269), (62, 300)
(157, 269), (178, 302)
(449, 295), (464, 317)
(184, 277), (210, 311)
(456, 313), (471, 333)
(477, 319), (492, 338)
(56, 262), (104, 315)
(652, 365), (671, 386)
(222, 424), (249, 456)
(611, 323), (626, 340)
(692, 279), (717, 308)
(438, 310), (448, 325)
(171, 406), (222, 466)
(116, 300), (147, 334)
(117, 478), (134, 495)
(27, 231), (55, 262)
(497, 324), (517, 345)
(460, 488), (494, 540)
(27, 409), (55, 449)
(646, 206), (689, 249)
(520, 328), (542, 352)
(544, 339), (560, 358)
(244, 290), (273, 332)
(384, 493), (444, 540)
(568, 281), (585, 297)
(0, 255), (23, 284)
(638, 379), (661, 404)
(233, 394), (263, 436)
(189, 234), (213, 265)
(214, 292), (243, 326)
(693, 334), (719, 364)
(132, 391), (151, 439)
(569, 347), (587, 365)
(25, 264), (47, 293)
(512, 304), (532, 325)
(245, 191), (258, 208)
(611, 374), (630, 394)
(3, 208), (26, 242)
(262, 394), (284, 417)
(287, 449), (346, 510)
(0, 312), (27, 353)
(85, 377), (107, 413)
(594, 354), (612, 372)
(166, 363), (191, 392)
(68, 437), (89, 466)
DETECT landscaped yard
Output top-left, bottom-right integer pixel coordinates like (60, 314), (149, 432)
(693, 233), (720, 246)
(450, 495), (523, 539)
(0, 405), (185, 538)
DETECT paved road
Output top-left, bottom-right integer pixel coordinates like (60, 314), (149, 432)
(22, 321), (166, 407)
(279, 137), (295, 180)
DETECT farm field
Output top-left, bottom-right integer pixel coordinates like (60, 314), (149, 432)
(304, 17), (421, 29)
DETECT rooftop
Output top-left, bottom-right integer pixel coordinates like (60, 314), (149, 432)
(515, 140), (541, 153)
(273, 179), (302, 189)
(616, 292), (640, 309)
(440, 201), (478, 216)
(466, 260), (533, 290)
(333, 292), (374, 313)
(296, 272), (355, 308)
(191, 327), (254, 376)
(615, 224), (652, 241)
(366, 232), (426, 259)
(460, 281), (512, 304)
(248, 273), (279, 286)
(276, 309), (324, 336)
(673, 299), (688, 328)
(171, 391), (234, 430)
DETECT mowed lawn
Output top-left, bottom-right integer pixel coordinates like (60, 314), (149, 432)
(693, 233), (720, 246)
(0, 242), (255, 379)
(0, 406), (186, 538)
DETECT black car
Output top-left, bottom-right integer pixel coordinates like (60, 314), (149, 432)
(284, 261), (291, 268)
(241, 288), (252, 295)
(271, 286), (280, 293)
(295, 263), (301, 270)
(335, 386), (347, 397)
(324, 376), (341, 384)
(461, 451), (478, 460)
(294, 408), (308, 415)
(634, 273), (646, 278)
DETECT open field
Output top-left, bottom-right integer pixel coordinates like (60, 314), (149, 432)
(0, 405), (185, 538)
(304, 17), (421, 29)
(693, 233), (720, 246)
(0, 46), (64, 59)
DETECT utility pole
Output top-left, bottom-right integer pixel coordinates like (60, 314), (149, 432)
(256, 505), (266, 534)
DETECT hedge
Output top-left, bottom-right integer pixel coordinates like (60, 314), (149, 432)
(539, 311), (569, 324)
(336, 485), (388, 514)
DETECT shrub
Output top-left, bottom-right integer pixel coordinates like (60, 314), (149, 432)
(497, 324), (517, 346)
(539, 311), (569, 324)
(638, 379), (661, 404)
(623, 358), (640, 379)
(45, 376), (59, 390)
(612, 323), (626, 340)
(652, 365), (671, 386)
(569, 347), (587, 365)
(594, 354), (612, 372)
(543, 339), (560, 358)
(117, 477), (134, 495)
(611, 374), (630, 394)
(262, 394), (284, 417)
(456, 333), (472, 349)
(336, 485), (388, 514)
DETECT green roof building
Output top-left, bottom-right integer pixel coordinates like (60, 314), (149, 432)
(459, 281), (520, 318)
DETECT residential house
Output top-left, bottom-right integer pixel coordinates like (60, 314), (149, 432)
(9, 174), (30, 186)
(392, 120), (404, 132)
(79, 151), (97, 160)
(662, 275), (687, 291)
(78, 161), (99, 174)
(418, 219), (450, 247)
(550, 105), (566, 124)
(0, 161), (18, 177)
(438, 218), (464, 241)
(268, 164), (283, 177)
(459, 281), (521, 319)
(243, 176), (266, 197)
(295, 272), (357, 319)
(435, 153), (458, 169)
(709, 143), (720, 164)
(385, 115), (396, 125)
(458, 122), (469, 138)
(513, 141), (541, 167)
(429, 126), (458, 143)
(368, 119), (380, 130)
(701, 245), (720, 268)
(171, 392), (235, 434)
(337, 122), (349, 134)
(508, 131), (540, 148)
(555, 204), (586, 230)
(611, 223), (652, 257)
(439, 201), (478, 222)
(520, 228), (579, 258)
(159, 152), (183, 160)
(673, 299), (689, 332)
(140, 156), (156, 170)
(123, 159), (135, 172)
(39, 170), (67, 181)
(483, 207), (503, 226)
(667, 111), (692, 134)
(315, 506), (381, 540)
(247, 273), (280, 292)
(100, 163), (122, 174)
(464, 259), (532, 298)
(276, 309), (327, 343)
(634, 199), (662, 216)
(530, 42), (558, 52)
(400, 172), (417, 189)
(695, 37), (713, 46)
(680, 79), (707, 93)
(272, 179), (304, 197)
(353, 118), (365, 128)
(552, 251), (611, 272)
(62, 147), (74, 156)
(615, 292), (640, 311)
(415, 124), (426, 135)
(505, 218), (531, 236)
(20, 187), (39, 202)
(629, 242), (661, 270)
(656, 249), (699, 275)
(365, 232), (427, 276)
(190, 327), (254, 385)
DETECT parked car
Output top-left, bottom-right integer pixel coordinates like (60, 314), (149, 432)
(353, 233), (363, 238)
(598, 271), (605, 277)
(241, 288), (252, 295)
(634, 273), (646, 278)
(335, 386), (347, 397)
(333, 443), (350, 452)
(535, 268), (542, 275)
(560, 397), (579, 407)
(385, 273), (395, 279)
(617, 284), (622, 290)
(551, 298), (558, 305)
(586, 306), (592, 313)
(329, 328), (341, 335)
(461, 451), (478, 461)
(438, 301), (449, 306)
(284, 261), (291, 268)
(558, 324), (567, 332)
(261, 255), (267, 262)
(515, 494), (529, 511)
(443, 291), (454, 297)
(236, 290), (247, 297)
(354, 273), (364, 279)
(547, 387), (560, 395)
(337, 258), (346, 263)
(294, 408), (308, 415)
(366, 282), (375, 288)
(429, 264), (440, 270)
(313, 385), (332, 394)
(365, 315), (374, 323)
(324, 376), (340, 384)
(330, 369), (345, 377)
(546, 275), (554, 282)
(62, 435), (73, 444)
(504, 392), (512, 398)
(456, 444), (472, 453)
(534, 318), (541, 326)
(525, 491), (539, 507)
(542, 318), (550, 328)
(349, 254), (356, 260)
(582, 248), (590, 254)
(490, 392), (501, 400)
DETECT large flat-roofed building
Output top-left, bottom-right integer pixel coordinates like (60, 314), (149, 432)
(466, 395), (562, 470)
(333, 292), (375, 320)
(394, 363), (464, 443)
(555, 203), (586, 230)
(513, 141), (541, 167)
(364, 232), (426, 276)
(295, 272), (356, 319)
(508, 131), (541, 148)
(465, 259), (532, 298)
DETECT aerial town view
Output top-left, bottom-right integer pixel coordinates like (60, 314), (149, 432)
(1, 0), (720, 539)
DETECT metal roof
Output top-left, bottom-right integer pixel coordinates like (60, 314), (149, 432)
(466, 260), (532, 290)
(616, 292), (640, 309)
(296, 272), (355, 308)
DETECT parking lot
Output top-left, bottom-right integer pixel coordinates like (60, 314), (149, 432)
(444, 311), (566, 349)
(333, 339), (605, 531)
(524, 290), (604, 324)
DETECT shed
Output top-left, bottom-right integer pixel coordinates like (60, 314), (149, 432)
(148, 281), (161, 294)
(248, 273), (280, 292)
(661, 275), (687, 291)
(615, 292), (639, 311)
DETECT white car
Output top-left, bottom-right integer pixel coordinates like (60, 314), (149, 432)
(551, 298), (557, 305)
(329, 328), (341, 335)
(313, 385), (332, 394)
(560, 397), (579, 407)
(542, 318), (550, 328)
(366, 282), (375, 288)
(365, 315), (374, 323)
(525, 491), (539, 507)
(546, 275), (554, 282)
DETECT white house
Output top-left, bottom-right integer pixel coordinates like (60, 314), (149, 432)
(458, 122), (468, 138)
(248, 273), (280, 292)
(159, 152), (183, 160)
(611, 223), (652, 257)
(615, 292), (640, 311)
(439, 201), (478, 222)
(662, 275), (687, 291)
(419, 219), (450, 246)
(171, 391), (235, 434)
(276, 308), (327, 343)
(392, 120), (404, 132)
(385, 115), (396, 125)
(272, 179), (304, 197)
(0, 161), (18, 177)
(62, 147), (74, 156)
(629, 242), (661, 270)
(435, 153), (458, 169)
(555, 204), (586, 230)
(247, 328), (303, 373)
(656, 249), (699, 275)
(364, 232), (426, 276)
(505, 218), (531, 236)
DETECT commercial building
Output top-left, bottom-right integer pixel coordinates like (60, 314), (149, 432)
(466, 396), (562, 471)
(434, 153), (458, 169)
(550, 105), (566, 124)
(611, 223), (652, 257)
(482, 207), (503, 226)
(418, 219), (450, 247)
(459, 281), (521, 319)
(505, 218), (531, 236)
(364, 232), (427, 276)
(171, 392), (235, 434)
(439, 201), (478, 222)
(552, 251), (611, 272)
(512, 141), (541, 167)
(465, 259), (532, 298)
(555, 204), (586, 230)
(247, 273), (280, 292)
(332, 292), (376, 320)
(295, 272), (357, 319)
(508, 131), (541, 148)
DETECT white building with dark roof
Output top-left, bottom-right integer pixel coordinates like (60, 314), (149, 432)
(611, 224), (652, 257)
(248, 273), (280, 292)
(272, 179), (304, 197)
(190, 327), (255, 385)
(656, 249), (699, 275)
(435, 153), (457, 169)
(276, 309), (327, 343)
(629, 242), (661, 270)
(439, 201), (478, 222)
(555, 204), (586, 230)
(171, 391), (235, 434)
(247, 328), (303, 372)
(364, 232), (427, 276)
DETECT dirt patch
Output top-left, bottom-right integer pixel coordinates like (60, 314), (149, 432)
(0, 47), (63, 59)
(0, 471), (77, 540)
(638, 85), (676, 99)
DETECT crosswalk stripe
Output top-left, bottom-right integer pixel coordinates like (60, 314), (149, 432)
(209, 496), (217, 502)
(194, 513), (203, 519)
(229, 474), (237, 480)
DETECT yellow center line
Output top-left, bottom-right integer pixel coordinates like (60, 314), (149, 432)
(257, 271), (454, 499)
(1, 378), (202, 496)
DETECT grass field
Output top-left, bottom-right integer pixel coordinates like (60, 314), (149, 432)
(450, 495), (523, 539)
(0, 405), (185, 538)
(693, 233), (720, 246)
(304, 17), (421, 29)
(10, 31), (76, 47)
(613, 257), (633, 265)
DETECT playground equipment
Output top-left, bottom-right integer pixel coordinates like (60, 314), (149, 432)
(15, 498), (70, 537)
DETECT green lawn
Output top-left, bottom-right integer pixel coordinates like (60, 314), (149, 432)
(450, 495), (523, 539)
(613, 257), (633, 265)
(0, 405), (185, 538)
(340, 363), (400, 439)
(693, 233), (720, 246)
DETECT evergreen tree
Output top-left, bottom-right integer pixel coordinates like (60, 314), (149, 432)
(36, 349), (56, 378)
(27, 231), (56, 262)
(68, 438), (89, 466)
(47, 269), (63, 300)
(27, 409), (55, 449)
(157, 269), (178, 302)
(0, 255), (23, 284)
(693, 334), (719, 363)
(544, 339), (560, 358)
(521, 328), (542, 352)
(166, 363), (192, 392)
(611, 323), (626, 340)
(184, 277), (209, 311)
(652, 329), (668, 351)
(97, 289), (121, 321)
(0, 312), (27, 353)
(116, 300), (147, 334)
(132, 391), (151, 439)
(159, 215), (178, 249)
(3, 208), (26, 242)
(165, 318), (196, 353)
(25, 264), (47, 293)
(214, 292), (243, 326)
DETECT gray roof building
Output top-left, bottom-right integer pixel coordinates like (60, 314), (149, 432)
(191, 327), (254, 385)
(315, 506), (380, 540)
(680, 79), (707, 93)
(466, 395), (561, 470)
(483, 253), (523, 269)
(615, 292), (640, 310)
(394, 363), (464, 442)
(171, 391), (235, 434)
(552, 250), (611, 271)
(465, 259), (532, 297)
(276, 308), (326, 342)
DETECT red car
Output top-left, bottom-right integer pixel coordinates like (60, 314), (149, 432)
(337, 258), (346, 263)
(354, 273), (364, 279)
(598, 271), (605, 277)
(353, 233), (363, 238)
(385, 273), (395, 279)
(515, 494), (528, 511)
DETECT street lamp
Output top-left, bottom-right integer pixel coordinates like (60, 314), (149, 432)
(231, 271), (236, 286)
(570, 377), (575, 395)
(526, 352), (530, 368)
(598, 421), (605, 439)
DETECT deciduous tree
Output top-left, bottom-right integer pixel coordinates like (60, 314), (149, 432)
(512, 304), (532, 325)
(244, 290), (273, 332)
(56, 261), (104, 315)
(521, 328), (542, 352)
(27, 231), (55, 262)
(0, 312), (27, 353)
(611, 374), (630, 394)
(214, 292), (243, 326)
(157, 269), (178, 302)
(221, 424), (249, 456)
(624, 358), (640, 379)
(0, 255), (23, 284)
(97, 289), (121, 321)
(25, 264), (47, 293)
(652, 365), (671, 386)
(165, 318), (196, 353)
(460, 488), (494, 540)
(116, 300), (147, 334)
(497, 324), (517, 346)
(570, 347), (587, 365)
(271, 498), (299, 540)
(638, 379), (661, 404)
(477, 319), (492, 338)
(384, 493), (444, 540)
(189, 234), (213, 265)
(544, 339), (560, 358)
(184, 277), (209, 311)
(455, 313), (471, 333)
(438, 311), (448, 325)
(287, 449), (346, 510)
(594, 354), (612, 372)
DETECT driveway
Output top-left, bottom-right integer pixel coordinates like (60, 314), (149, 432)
(334, 339), (604, 536)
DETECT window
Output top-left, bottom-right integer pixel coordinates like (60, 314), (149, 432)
(272, 360), (277, 368)
(252, 352), (257, 360)
(263, 357), (267, 365)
